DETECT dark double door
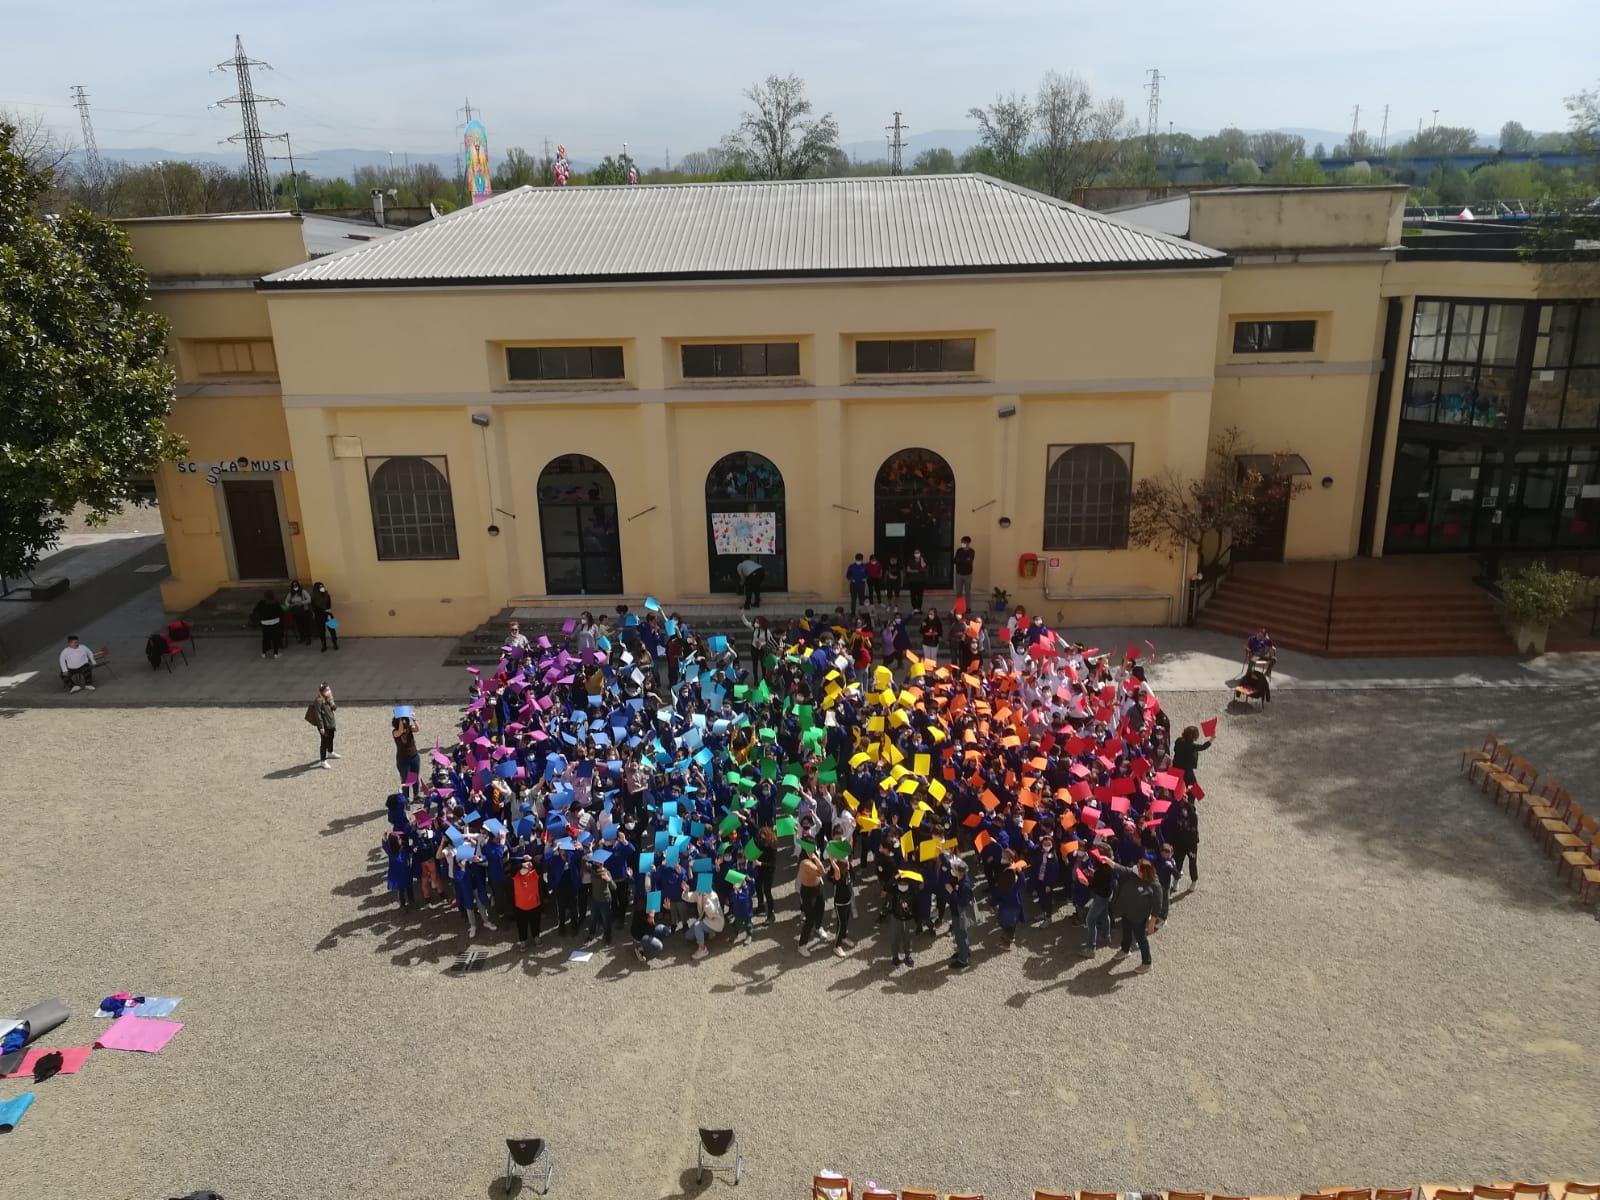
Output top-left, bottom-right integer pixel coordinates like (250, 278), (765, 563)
(223, 479), (288, 579)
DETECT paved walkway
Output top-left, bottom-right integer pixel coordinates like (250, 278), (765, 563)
(6, 598), (1600, 709)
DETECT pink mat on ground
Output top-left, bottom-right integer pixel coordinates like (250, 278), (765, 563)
(94, 1015), (183, 1053)
(0, 1045), (94, 1077)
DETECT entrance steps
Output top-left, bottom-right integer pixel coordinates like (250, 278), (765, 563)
(1196, 565), (1515, 657)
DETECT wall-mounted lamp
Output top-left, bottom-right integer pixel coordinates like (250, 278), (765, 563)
(997, 404), (1018, 419)
(998, 516), (1012, 528)
(487, 524), (501, 536)
(470, 412), (492, 428)
(1321, 476), (1334, 489)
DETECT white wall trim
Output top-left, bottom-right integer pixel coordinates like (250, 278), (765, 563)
(1215, 360), (1383, 378)
(281, 377), (1217, 409)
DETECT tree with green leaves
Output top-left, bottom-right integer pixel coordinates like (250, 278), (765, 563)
(0, 123), (182, 579)
(1499, 120), (1534, 154)
(493, 146), (540, 191)
(1226, 157), (1262, 183)
(587, 154), (635, 186)
(967, 92), (1033, 182)
(725, 75), (839, 180)
(1029, 70), (1125, 197)
(911, 147), (957, 174)
(1263, 154), (1326, 184)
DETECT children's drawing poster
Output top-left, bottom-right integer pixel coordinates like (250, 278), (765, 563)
(711, 512), (777, 556)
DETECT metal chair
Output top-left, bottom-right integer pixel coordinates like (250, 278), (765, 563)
(696, 1127), (741, 1186)
(504, 1137), (552, 1195)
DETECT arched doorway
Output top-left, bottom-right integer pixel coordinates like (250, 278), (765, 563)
(705, 451), (787, 594)
(875, 448), (956, 589)
(537, 454), (623, 595)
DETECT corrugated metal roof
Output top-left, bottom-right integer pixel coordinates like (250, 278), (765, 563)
(260, 174), (1226, 289)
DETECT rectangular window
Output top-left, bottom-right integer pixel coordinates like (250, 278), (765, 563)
(505, 345), (625, 382)
(189, 339), (277, 378)
(1231, 320), (1317, 354)
(854, 337), (976, 375)
(680, 342), (801, 379)
(1404, 299), (1531, 430)
(1530, 302), (1600, 429)
(1043, 443), (1132, 551)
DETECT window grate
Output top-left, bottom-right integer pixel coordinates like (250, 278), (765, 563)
(367, 456), (460, 560)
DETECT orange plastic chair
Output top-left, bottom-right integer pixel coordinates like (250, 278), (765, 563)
(1033, 1193), (1075, 1200)
(1332, 1191), (1373, 1200)
(1554, 1186), (1600, 1200)
(1525, 788), (1570, 829)
(814, 1175), (852, 1200)
(946, 1194), (985, 1200)
(1420, 1188), (1473, 1200)
(1080, 1192), (1120, 1200)
(1475, 1189), (1516, 1200)
(902, 1190), (939, 1200)
(1462, 733), (1500, 775)
(1374, 1190), (1414, 1200)
(1489, 1186), (1546, 1200)
(862, 1190), (897, 1200)
(1559, 834), (1596, 885)
(1166, 1193), (1206, 1200)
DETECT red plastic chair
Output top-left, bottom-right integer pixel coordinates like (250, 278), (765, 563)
(166, 618), (198, 657)
(158, 632), (189, 672)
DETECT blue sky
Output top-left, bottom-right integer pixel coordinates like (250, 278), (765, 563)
(2, 0), (1595, 166)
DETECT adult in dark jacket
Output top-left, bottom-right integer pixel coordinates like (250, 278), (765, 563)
(1172, 726), (1212, 786)
(1112, 859), (1162, 969)
(252, 591), (285, 659)
(1165, 798), (1199, 887)
(311, 581), (339, 652)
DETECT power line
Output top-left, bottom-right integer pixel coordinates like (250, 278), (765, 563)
(211, 35), (284, 210)
(885, 110), (908, 174)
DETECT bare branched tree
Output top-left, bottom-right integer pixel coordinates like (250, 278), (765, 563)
(1030, 72), (1126, 198)
(968, 92), (1033, 182)
(726, 75), (839, 180)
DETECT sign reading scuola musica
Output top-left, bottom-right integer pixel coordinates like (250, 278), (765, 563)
(176, 457), (294, 487)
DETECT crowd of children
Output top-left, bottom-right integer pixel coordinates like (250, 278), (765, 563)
(374, 600), (1213, 974)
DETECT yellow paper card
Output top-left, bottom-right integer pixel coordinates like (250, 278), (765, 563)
(928, 780), (947, 801)
(913, 753), (932, 777)
(899, 832), (914, 857)
(919, 838), (942, 862)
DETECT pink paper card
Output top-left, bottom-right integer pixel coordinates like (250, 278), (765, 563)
(95, 1016), (183, 1054)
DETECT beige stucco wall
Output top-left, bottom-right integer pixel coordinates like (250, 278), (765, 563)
(1211, 260), (1391, 559)
(1191, 186), (1406, 252)
(122, 213), (307, 279)
(263, 272), (1222, 634)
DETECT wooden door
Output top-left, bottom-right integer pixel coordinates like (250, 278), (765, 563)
(223, 479), (288, 579)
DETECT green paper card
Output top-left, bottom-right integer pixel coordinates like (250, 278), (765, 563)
(798, 840), (818, 855)
(725, 869), (749, 885)
(742, 839), (762, 862)
(796, 705), (815, 730)
(826, 839), (852, 859)
(781, 794), (800, 813)
(718, 813), (742, 834)
(760, 758), (778, 780)
(774, 815), (797, 836)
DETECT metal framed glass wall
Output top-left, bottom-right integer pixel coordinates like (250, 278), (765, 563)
(1386, 298), (1600, 554)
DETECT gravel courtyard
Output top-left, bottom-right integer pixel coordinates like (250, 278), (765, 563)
(2, 688), (1597, 1200)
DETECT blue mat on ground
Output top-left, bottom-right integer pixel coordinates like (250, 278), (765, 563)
(0, 1092), (35, 1133)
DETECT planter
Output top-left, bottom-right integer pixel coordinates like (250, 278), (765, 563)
(1509, 621), (1548, 656)
(993, 600), (1008, 613)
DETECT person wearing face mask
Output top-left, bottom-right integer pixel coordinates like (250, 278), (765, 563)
(888, 869), (920, 968)
(944, 856), (976, 970)
(512, 853), (543, 946)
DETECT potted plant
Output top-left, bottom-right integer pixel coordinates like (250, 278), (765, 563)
(1499, 560), (1582, 655)
(991, 586), (1010, 613)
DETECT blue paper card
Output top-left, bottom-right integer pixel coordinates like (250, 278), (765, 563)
(647, 890), (662, 913)
(590, 848), (612, 864)
(639, 851), (655, 873)
(654, 830), (669, 850)
(696, 872), (713, 893)
(483, 818), (507, 835)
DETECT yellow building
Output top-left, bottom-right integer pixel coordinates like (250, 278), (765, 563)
(124, 177), (1600, 637)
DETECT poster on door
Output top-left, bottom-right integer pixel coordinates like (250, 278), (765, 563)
(711, 512), (777, 556)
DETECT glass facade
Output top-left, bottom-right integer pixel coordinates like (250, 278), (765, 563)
(1386, 298), (1600, 554)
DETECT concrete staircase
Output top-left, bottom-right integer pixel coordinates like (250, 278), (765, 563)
(179, 586), (288, 639)
(1197, 570), (1515, 657)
